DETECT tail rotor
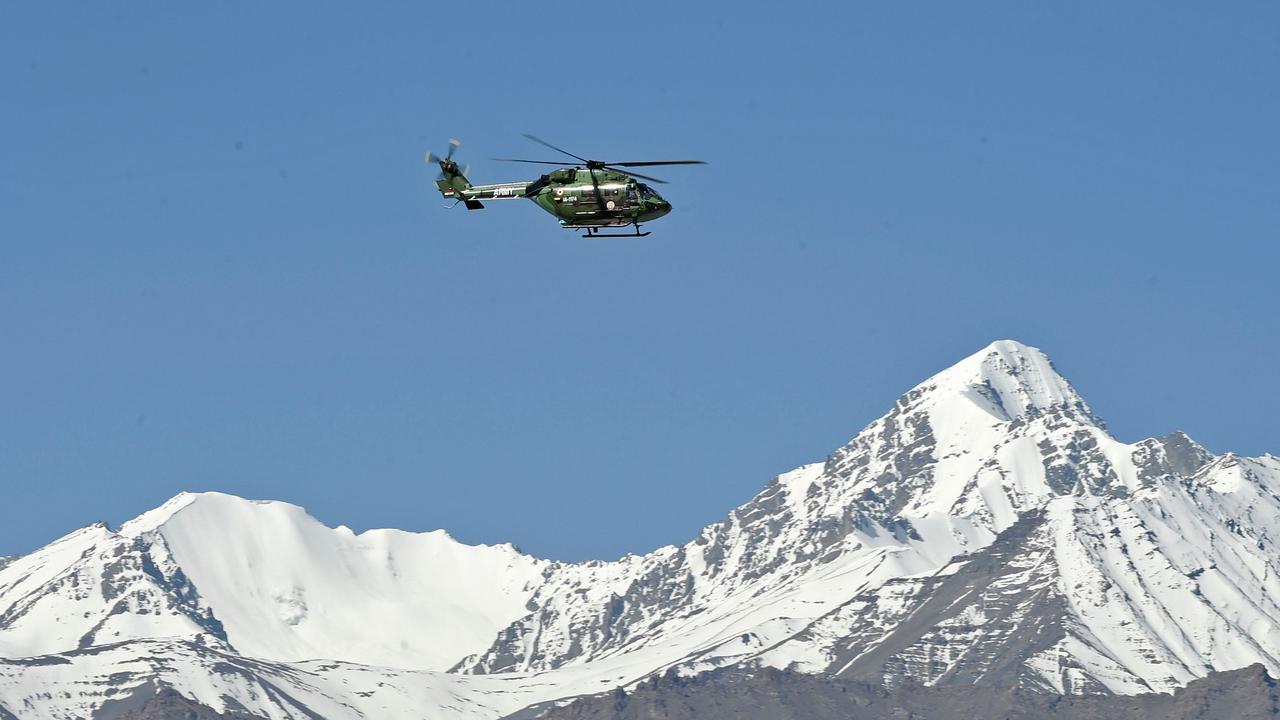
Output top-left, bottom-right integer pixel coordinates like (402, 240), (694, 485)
(427, 138), (477, 207)
(426, 138), (465, 179)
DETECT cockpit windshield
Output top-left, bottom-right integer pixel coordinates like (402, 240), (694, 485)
(638, 183), (658, 200)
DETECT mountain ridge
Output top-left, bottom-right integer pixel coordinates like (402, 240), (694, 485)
(2, 339), (1278, 719)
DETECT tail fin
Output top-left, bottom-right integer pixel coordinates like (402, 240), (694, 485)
(427, 139), (483, 209)
(433, 159), (472, 198)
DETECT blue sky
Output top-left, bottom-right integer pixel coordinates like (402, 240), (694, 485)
(2, 3), (1278, 560)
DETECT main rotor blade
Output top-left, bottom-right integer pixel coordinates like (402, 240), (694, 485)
(446, 138), (461, 161)
(602, 165), (668, 184)
(608, 160), (706, 167)
(588, 167), (605, 208)
(522, 134), (589, 163)
(492, 158), (578, 166)
(523, 174), (551, 198)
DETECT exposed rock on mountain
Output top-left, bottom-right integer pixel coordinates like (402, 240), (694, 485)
(535, 664), (1280, 720)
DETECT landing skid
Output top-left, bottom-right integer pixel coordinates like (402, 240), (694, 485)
(577, 225), (649, 238)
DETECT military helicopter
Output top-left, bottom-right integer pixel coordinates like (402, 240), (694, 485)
(427, 135), (705, 237)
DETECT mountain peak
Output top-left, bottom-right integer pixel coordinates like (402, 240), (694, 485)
(117, 491), (200, 537)
(118, 491), (312, 538)
(915, 339), (1094, 424)
(104, 490), (550, 671)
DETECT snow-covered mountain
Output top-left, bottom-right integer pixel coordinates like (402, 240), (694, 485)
(2, 340), (1278, 719)
(0, 492), (545, 670)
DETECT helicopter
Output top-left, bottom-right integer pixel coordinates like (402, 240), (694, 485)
(427, 135), (705, 237)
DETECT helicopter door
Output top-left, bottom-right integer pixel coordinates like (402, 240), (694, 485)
(626, 183), (639, 210)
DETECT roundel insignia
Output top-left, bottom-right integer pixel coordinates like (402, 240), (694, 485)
(606, 200), (616, 210)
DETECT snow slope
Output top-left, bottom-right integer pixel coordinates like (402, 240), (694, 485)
(0, 491), (547, 671)
(2, 339), (1279, 718)
(121, 492), (548, 670)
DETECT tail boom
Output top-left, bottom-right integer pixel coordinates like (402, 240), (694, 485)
(427, 141), (533, 210)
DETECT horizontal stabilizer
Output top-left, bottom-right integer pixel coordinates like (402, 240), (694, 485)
(464, 200), (485, 210)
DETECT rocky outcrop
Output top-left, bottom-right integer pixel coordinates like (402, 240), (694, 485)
(534, 664), (1280, 720)
(95, 684), (259, 720)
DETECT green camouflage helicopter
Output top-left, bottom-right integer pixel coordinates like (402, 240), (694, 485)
(427, 135), (705, 237)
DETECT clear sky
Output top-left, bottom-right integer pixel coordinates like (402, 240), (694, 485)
(2, 3), (1278, 561)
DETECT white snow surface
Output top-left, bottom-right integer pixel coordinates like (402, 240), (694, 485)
(3, 339), (1280, 718)
(129, 491), (547, 671)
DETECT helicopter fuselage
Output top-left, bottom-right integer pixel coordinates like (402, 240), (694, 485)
(454, 168), (671, 228)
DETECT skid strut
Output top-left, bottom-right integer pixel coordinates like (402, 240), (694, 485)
(579, 224), (649, 238)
